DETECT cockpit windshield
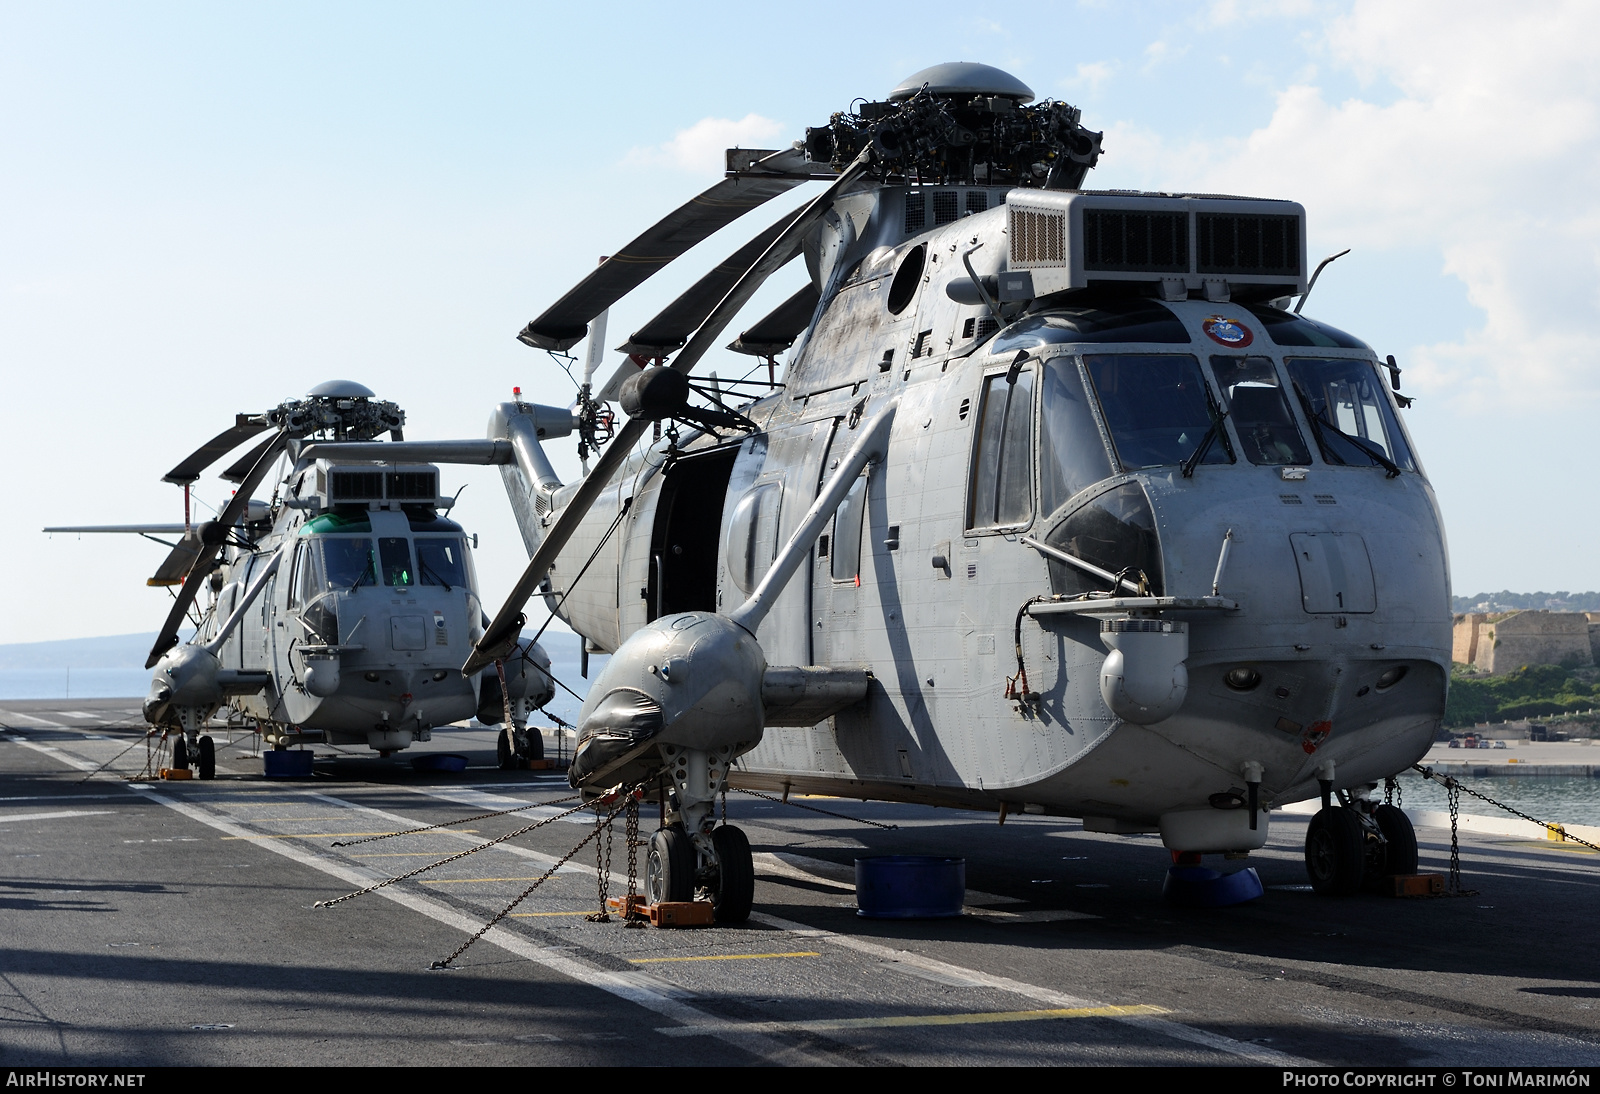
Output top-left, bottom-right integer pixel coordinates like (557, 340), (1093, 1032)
(1083, 353), (1232, 471)
(416, 538), (471, 590)
(1284, 357), (1415, 473)
(1209, 356), (1311, 466)
(322, 538), (376, 589)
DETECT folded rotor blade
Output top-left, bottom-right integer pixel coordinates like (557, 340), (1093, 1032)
(219, 431), (284, 484)
(162, 415), (270, 486)
(615, 207), (806, 357)
(466, 148), (873, 676)
(516, 148), (812, 352)
(726, 283), (822, 356)
(148, 528), (206, 587)
(146, 432), (287, 668)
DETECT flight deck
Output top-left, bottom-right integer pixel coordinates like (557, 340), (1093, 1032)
(3, 698), (1598, 1068)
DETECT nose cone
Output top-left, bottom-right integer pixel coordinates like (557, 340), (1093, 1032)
(572, 612), (767, 791)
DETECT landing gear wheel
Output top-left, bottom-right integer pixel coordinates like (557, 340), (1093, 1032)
(1305, 806), (1365, 896)
(646, 826), (695, 905)
(197, 736), (215, 780)
(710, 825), (754, 924)
(519, 728), (544, 763)
(172, 735), (189, 769)
(497, 727), (516, 771)
(1374, 803), (1418, 876)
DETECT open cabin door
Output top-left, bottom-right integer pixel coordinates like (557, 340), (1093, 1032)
(646, 446), (739, 622)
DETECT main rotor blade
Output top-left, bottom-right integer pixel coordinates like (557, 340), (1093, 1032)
(515, 147), (812, 352)
(146, 431), (287, 668)
(219, 431), (284, 484)
(465, 148), (873, 676)
(726, 282), (822, 357)
(148, 528), (206, 587)
(42, 524), (189, 534)
(162, 415), (270, 486)
(615, 206), (806, 357)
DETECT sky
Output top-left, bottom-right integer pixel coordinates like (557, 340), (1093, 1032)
(5, 1), (1598, 646)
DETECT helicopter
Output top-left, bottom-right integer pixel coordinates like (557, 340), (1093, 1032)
(324, 62), (1452, 918)
(43, 380), (554, 777)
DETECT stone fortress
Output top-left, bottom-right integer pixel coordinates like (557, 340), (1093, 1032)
(1452, 611), (1600, 675)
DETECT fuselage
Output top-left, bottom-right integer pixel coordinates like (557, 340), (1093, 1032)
(529, 184), (1451, 829)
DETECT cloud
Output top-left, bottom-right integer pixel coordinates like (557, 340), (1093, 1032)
(1115, 1), (1600, 409)
(623, 113), (787, 174)
(1064, 61), (1116, 96)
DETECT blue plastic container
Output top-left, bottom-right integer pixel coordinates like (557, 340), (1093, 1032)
(411, 753), (469, 773)
(855, 855), (966, 918)
(1161, 865), (1264, 907)
(263, 749), (315, 778)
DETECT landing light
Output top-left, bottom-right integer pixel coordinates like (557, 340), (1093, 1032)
(1375, 666), (1408, 691)
(1223, 667), (1262, 691)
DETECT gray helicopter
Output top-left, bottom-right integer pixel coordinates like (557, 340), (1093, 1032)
(327, 62), (1450, 917)
(44, 381), (553, 776)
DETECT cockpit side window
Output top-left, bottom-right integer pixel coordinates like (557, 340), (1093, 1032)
(378, 537), (414, 587)
(1039, 357), (1114, 517)
(967, 369), (1035, 532)
(1284, 357), (1416, 473)
(1083, 353), (1232, 471)
(1209, 355), (1312, 466)
(416, 537), (470, 590)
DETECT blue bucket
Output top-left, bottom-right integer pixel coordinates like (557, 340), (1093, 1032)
(1161, 865), (1264, 908)
(263, 750), (315, 778)
(855, 856), (966, 918)
(411, 753), (469, 773)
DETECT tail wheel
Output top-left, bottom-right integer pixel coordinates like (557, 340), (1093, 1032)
(197, 736), (216, 780)
(646, 826), (695, 905)
(1374, 804), (1418, 876)
(1305, 807), (1365, 896)
(172, 735), (189, 770)
(710, 825), (754, 924)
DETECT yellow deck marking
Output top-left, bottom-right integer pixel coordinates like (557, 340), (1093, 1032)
(1497, 840), (1598, 855)
(658, 1004), (1167, 1037)
(222, 831), (479, 840)
(350, 852), (453, 859)
(223, 816), (350, 823)
(509, 911), (593, 917)
(421, 876), (564, 885)
(630, 952), (821, 964)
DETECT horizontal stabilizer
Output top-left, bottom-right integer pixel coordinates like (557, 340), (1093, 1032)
(516, 148), (812, 352)
(727, 283), (821, 356)
(43, 524), (188, 535)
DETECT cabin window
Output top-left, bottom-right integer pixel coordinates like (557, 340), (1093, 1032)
(1284, 357), (1416, 472)
(378, 537), (414, 587)
(725, 482), (782, 594)
(1039, 357), (1115, 516)
(322, 537), (376, 590)
(289, 541), (324, 611)
(967, 370), (1035, 531)
(416, 537), (470, 590)
(831, 474), (869, 582)
(1209, 356), (1311, 466)
(1083, 353), (1232, 471)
